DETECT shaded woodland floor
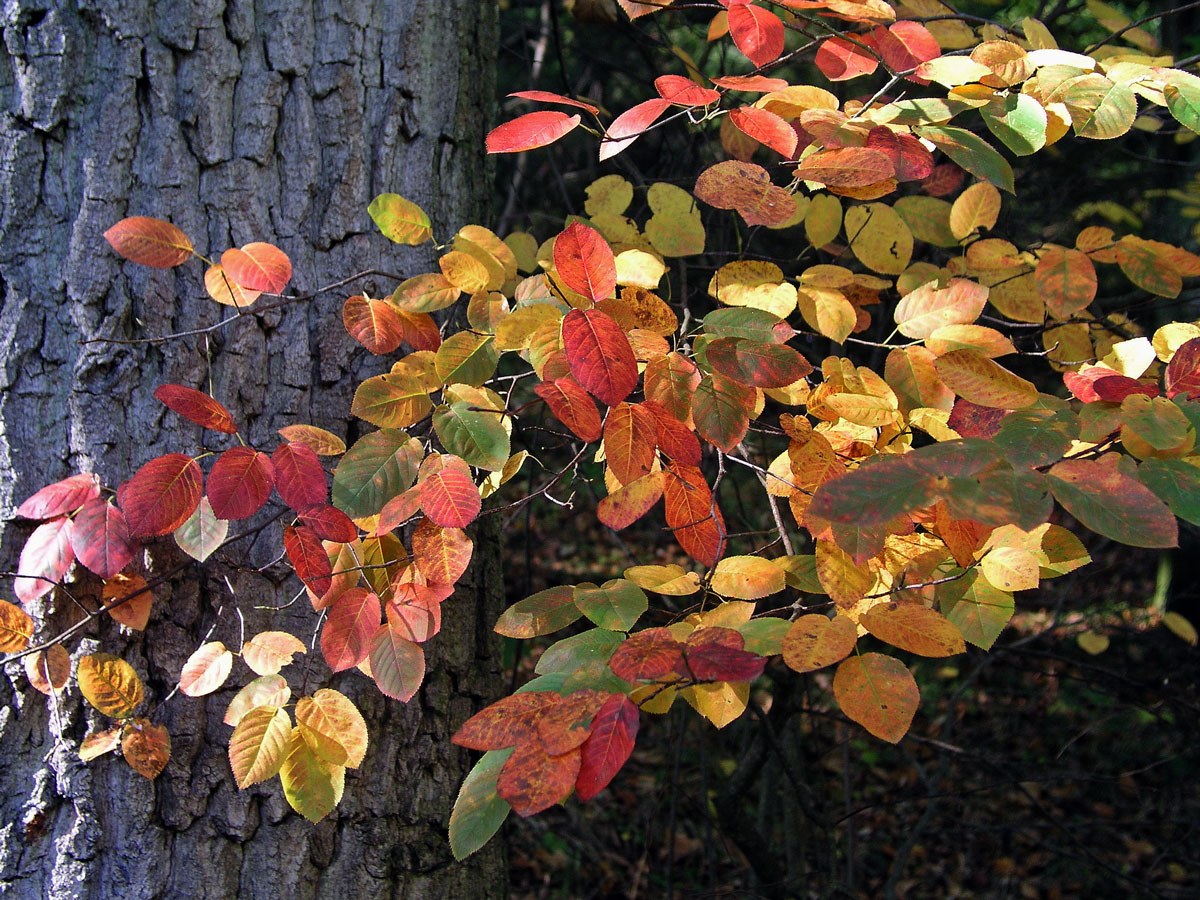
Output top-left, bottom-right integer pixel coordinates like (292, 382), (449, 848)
(499, 515), (1200, 900)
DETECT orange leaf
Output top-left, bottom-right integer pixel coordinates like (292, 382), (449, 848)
(599, 98), (672, 162)
(343, 295), (404, 354)
(782, 614), (857, 673)
(554, 223), (617, 303)
(498, 741), (581, 817)
(727, 4), (785, 67)
(220, 242), (292, 293)
(321, 587), (381, 672)
(728, 106), (798, 158)
(104, 217), (193, 268)
(694, 160), (797, 226)
(412, 518), (473, 584)
(487, 111), (582, 153)
(536, 376), (604, 441)
(815, 35), (879, 82)
(603, 402), (657, 485)
(598, 471), (665, 530)
(833, 653), (919, 743)
(861, 602), (966, 657)
(655, 75), (720, 107)
(663, 463), (726, 568)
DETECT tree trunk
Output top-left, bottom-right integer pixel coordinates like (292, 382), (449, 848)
(0, 2), (505, 898)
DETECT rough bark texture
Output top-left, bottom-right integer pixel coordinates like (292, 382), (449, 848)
(0, 1), (506, 898)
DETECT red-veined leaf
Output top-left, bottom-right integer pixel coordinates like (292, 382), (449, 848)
(342, 295), (404, 354)
(815, 35), (879, 81)
(369, 621), (425, 701)
(104, 217), (193, 267)
(178, 641), (233, 697)
(297, 504), (358, 543)
(834, 653), (920, 743)
(576, 695), (639, 800)
(609, 627), (685, 682)
(69, 498), (136, 580)
(654, 75), (720, 107)
(153, 384), (238, 434)
(117, 454), (203, 537)
(599, 98), (671, 162)
(727, 4), (785, 67)
(641, 400), (701, 465)
(796, 147), (895, 188)
(412, 518), (473, 584)
(873, 21), (939, 81)
(272, 442), (327, 511)
(561, 309), (639, 407)
(603, 402), (657, 485)
(865, 127), (935, 181)
(220, 242), (292, 293)
(728, 106), (798, 158)
(693, 160), (797, 226)
(554, 223), (617, 303)
(420, 467), (482, 528)
(321, 587), (381, 671)
(284, 524), (334, 596)
(598, 471), (665, 530)
(486, 111), (582, 153)
(453, 692), (563, 750)
(508, 90), (599, 115)
(535, 377), (604, 441)
(14, 516), (74, 605)
(498, 742), (581, 817)
(16, 473), (100, 520)
(664, 463), (726, 567)
(206, 447), (274, 520)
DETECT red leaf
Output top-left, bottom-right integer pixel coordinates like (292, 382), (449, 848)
(603, 402), (657, 485)
(420, 467), (482, 528)
(153, 385), (238, 434)
(642, 401), (701, 465)
(412, 518), (473, 584)
(682, 628), (766, 682)
(920, 162), (965, 197)
(576, 695), (639, 800)
(865, 127), (935, 181)
(104, 217), (193, 268)
(1166, 338), (1200, 400)
(486, 111), (582, 153)
(498, 741), (582, 817)
(508, 90), (599, 115)
(815, 35), (879, 82)
(692, 371), (754, 453)
(727, 4), (785, 67)
(535, 377), (604, 441)
(795, 146), (895, 188)
(599, 98), (672, 162)
(376, 487), (424, 534)
(342, 295), (404, 354)
(561, 309), (639, 407)
(554, 223), (617, 303)
(609, 627), (686, 682)
(874, 22), (940, 82)
(69, 499), (136, 580)
(206, 447), (274, 520)
(1064, 367), (1158, 403)
(321, 586), (381, 672)
(947, 399), (1007, 438)
(14, 517), (75, 604)
(536, 690), (611, 755)
(117, 455), (203, 537)
(705, 337), (813, 388)
(17, 473), (100, 520)
(728, 107), (798, 158)
(297, 504), (358, 543)
(369, 620), (425, 701)
(654, 75), (720, 107)
(272, 442), (327, 511)
(220, 242), (292, 293)
(663, 463), (726, 568)
(284, 524), (333, 597)
(452, 692), (563, 750)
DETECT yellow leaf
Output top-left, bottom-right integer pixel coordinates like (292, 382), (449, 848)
(861, 602), (966, 657)
(645, 182), (706, 257)
(585, 175), (635, 217)
(280, 729), (345, 823)
(682, 681), (749, 729)
(294, 688), (368, 768)
(229, 705), (292, 788)
(78, 653), (144, 719)
(624, 564), (702, 595)
(710, 556), (786, 600)
(615, 249), (667, 288)
(805, 193), (843, 250)
(979, 546), (1041, 591)
(242, 631), (307, 676)
(950, 182), (1002, 240)
(933, 349), (1038, 409)
(1163, 611), (1198, 646)
(708, 260), (797, 317)
(1076, 630), (1110, 655)
(845, 203), (913, 275)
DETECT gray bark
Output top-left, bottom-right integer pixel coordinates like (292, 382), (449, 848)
(0, 1), (506, 898)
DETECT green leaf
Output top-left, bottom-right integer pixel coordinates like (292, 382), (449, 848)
(368, 193), (433, 245)
(435, 333), (500, 387)
(738, 617), (792, 656)
(494, 586), (583, 638)
(433, 402), (511, 471)
(573, 579), (648, 631)
(1138, 458), (1200, 526)
(918, 125), (1015, 194)
(1165, 81), (1200, 135)
(332, 430), (422, 518)
(535, 629), (625, 675)
(937, 569), (1014, 650)
(449, 748), (513, 861)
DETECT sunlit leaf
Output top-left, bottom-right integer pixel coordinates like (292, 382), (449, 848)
(295, 688), (369, 767)
(561, 309), (639, 407)
(833, 653), (919, 743)
(321, 587), (381, 672)
(78, 652), (144, 719)
(450, 748), (514, 861)
(368, 193), (433, 245)
(782, 614), (857, 673)
(220, 242), (291, 293)
(487, 111), (582, 153)
(153, 384), (238, 434)
(117, 454), (203, 538)
(122, 720), (171, 780)
(229, 705), (292, 788)
(179, 641), (233, 697)
(104, 217), (193, 267)
(206, 447), (274, 520)
(1047, 456), (1177, 548)
(279, 730), (344, 823)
